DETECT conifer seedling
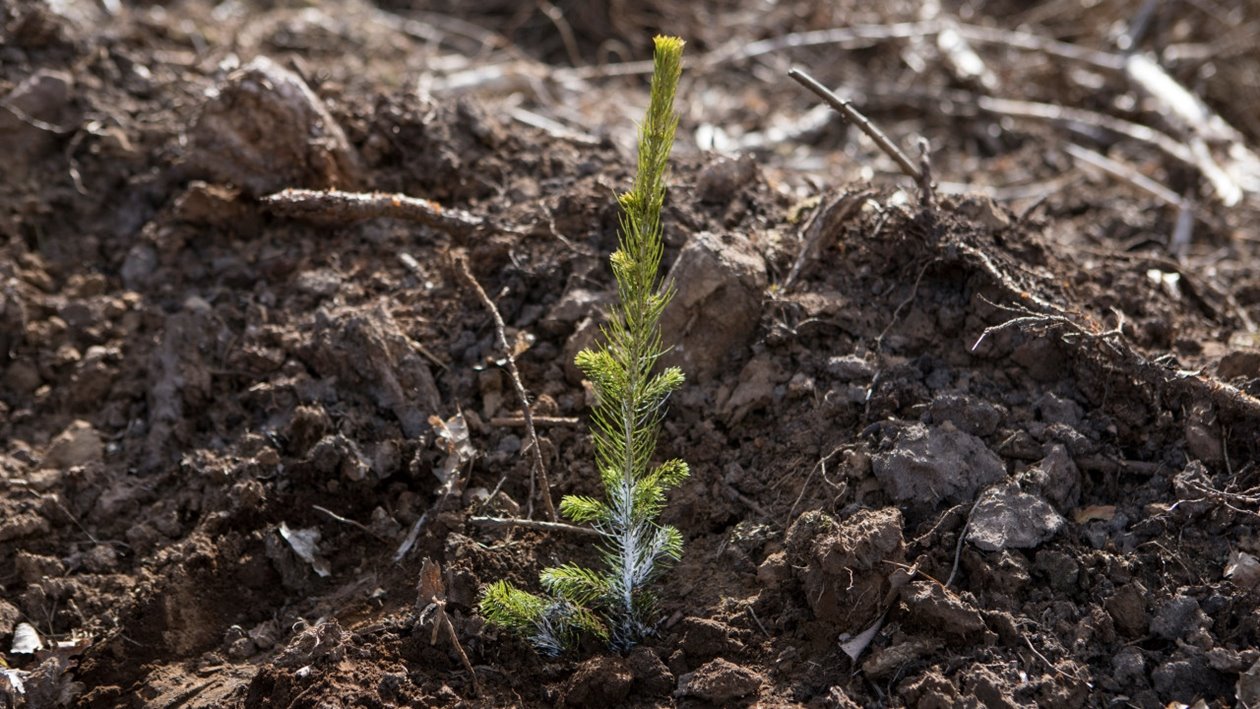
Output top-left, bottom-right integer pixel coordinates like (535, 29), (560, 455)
(479, 35), (689, 654)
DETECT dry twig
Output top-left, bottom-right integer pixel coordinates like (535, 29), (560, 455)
(467, 515), (599, 537)
(417, 559), (481, 696)
(262, 188), (523, 239)
(788, 68), (923, 182)
(490, 415), (581, 428)
(456, 257), (557, 522)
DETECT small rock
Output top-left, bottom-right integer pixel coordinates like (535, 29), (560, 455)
(0, 511), (50, 543)
(1237, 658), (1260, 707)
(675, 658), (762, 703)
(899, 581), (987, 642)
(1151, 656), (1227, 703)
(926, 391), (1002, 436)
(0, 598), (21, 636)
(173, 181), (249, 227)
(81, 544), (118, 573)
(248, 620), (281, 651)
(660, 231), (766, 382)
(4, 359), (42, 396)
(120, 243), (158, 289)
(1150, 594), (1209, 640)
(966, 483), (1064, 551)
(872, 424), (1007, 509)
(961, 665), (1018, 709)
(226, 636), (257, 660)
(1112, 646), (1146, 686)
(1184, 403), (1223, 465)
(862, 637), (943, 678)
(1017, 444), (1080, 512)
(562, 655), (632, 708)
(718, 355), (782, 424)
(1034, 392), (1082, 427)
(756, 551), (789, 585)
(697, 154), (757, 204)
(543, 288), (609, 329)
(191, 56), (360, 196)
(1106, 583), (1148, 637)
(0, 70), (74, 171)
(43, 420), (103, 469)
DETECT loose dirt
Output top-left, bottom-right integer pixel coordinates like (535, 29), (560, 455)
(4, 1), (1260, 707)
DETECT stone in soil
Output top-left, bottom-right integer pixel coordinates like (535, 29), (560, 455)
(191, 56), (361, 196)
(926, 390), (1003, 437)
(872, 423), (1006, 510)
(966, 483), (1065, 551)
(1016, 444), (1081, 512)
(1149, 594), (1210, 640)
(660, 230), (766, 382)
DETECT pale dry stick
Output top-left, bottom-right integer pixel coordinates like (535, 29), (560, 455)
(706, 20), (1125, 72)
(507, 104), (601, 146)
(490, 415), (581, 428)
(976, 95), (1241, 204)
(456, 258), (557, 522)
(788, 68), (923, 183)
(468, 515), (600, 537)
(436, 611), (481, 696)
(313, 504), (389, 543)
(915, 136), (937, 211)
(537, 0), (584, 68)
(851, 82), (1238, 202)
(945, 504), (974, 588)
(435, 58), (654, 94)
(1064, 143), (1186, 208)
(262, 188), (526, 240)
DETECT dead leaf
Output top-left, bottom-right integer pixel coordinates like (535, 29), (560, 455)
(417, 558), (445, 606)
(11, 622), (42, 654)
(278, 522), (331, 577)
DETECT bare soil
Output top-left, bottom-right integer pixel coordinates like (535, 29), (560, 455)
(4, 1), (1260, 707)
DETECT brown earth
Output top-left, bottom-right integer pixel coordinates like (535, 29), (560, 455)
(4, 1), (1260, 707)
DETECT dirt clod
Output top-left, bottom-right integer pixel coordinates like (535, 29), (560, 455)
(562, 655), (632, 708)
(792, 507), (904, 632)
(676, 658), (762, 704)
(899, 581), (987, 642)
(191, 56), (360, 196)
(965, 483), (1065, 551)
(873, 423), (1007, 510)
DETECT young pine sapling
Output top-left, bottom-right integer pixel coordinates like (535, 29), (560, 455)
(480, 35), (689, 654)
